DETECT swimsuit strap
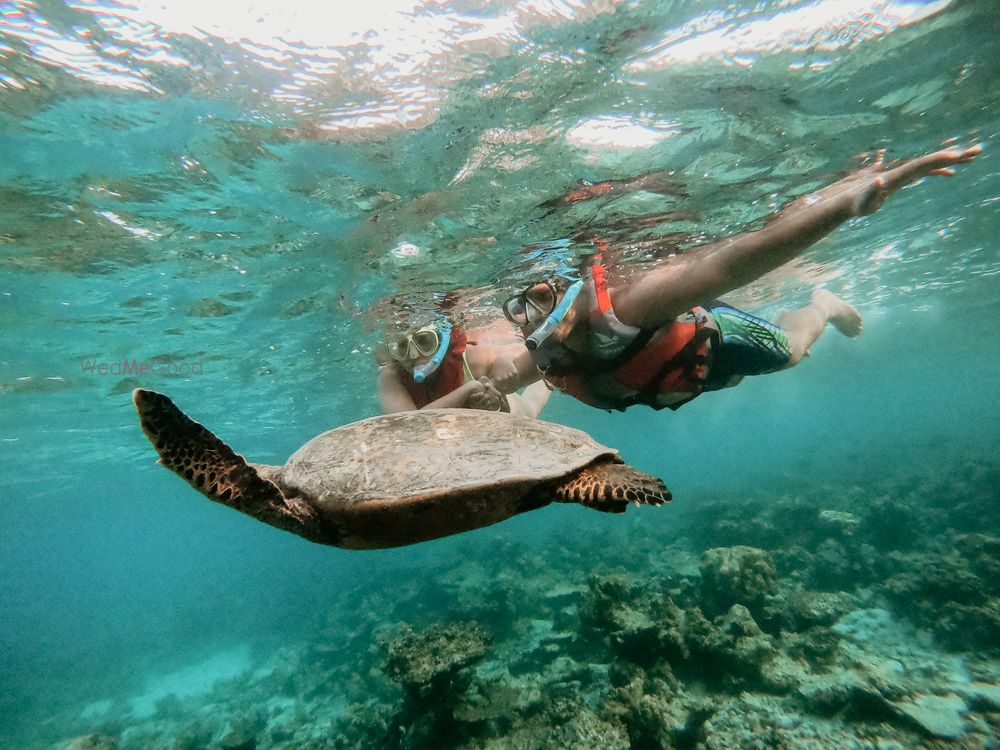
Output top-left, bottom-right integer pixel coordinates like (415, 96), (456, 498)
(461, 352), (475, 384)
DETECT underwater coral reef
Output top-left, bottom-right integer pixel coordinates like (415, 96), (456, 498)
(59, 447), (1000, 750)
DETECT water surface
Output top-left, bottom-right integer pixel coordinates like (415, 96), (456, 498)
(1, 0), (999, 747)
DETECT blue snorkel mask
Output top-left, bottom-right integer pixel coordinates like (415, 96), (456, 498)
(412, 321), (452, 383)
(386, 320), (453, 383)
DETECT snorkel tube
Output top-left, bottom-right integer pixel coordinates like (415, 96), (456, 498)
(412, 321), (452, 383)
(525, 280), (583, 351)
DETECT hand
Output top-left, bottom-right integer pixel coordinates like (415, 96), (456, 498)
(489, 358), (520, 393)
(465, 378), (510, 412)
(847, 144), (981, 216)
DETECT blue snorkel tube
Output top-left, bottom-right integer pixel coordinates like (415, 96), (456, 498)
(525, 280), (583, 351)
(412, 321), (452, 383)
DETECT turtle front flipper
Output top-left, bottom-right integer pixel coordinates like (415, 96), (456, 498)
(551, 459), (670, 514)
(133, 389), (334, 545)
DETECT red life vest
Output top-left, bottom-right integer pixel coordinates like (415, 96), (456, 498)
(400, 327), (470, 408)
(542, 253), (715, 411)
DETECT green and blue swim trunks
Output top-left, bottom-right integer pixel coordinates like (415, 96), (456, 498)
(704, 301), (792, 389)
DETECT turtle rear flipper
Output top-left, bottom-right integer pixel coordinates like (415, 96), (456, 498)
(552, 459), (670, 514)
(133, 389), (331, 544)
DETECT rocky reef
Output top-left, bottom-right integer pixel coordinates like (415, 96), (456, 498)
(53, 449), (1000, 749)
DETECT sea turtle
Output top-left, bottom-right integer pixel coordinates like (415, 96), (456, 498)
(133, 388), (670, 550)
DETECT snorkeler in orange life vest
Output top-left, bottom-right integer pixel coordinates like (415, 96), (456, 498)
(493, 144), (981, 408)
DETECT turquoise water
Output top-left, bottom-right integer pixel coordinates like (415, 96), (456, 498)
(2, 0), (999, 747)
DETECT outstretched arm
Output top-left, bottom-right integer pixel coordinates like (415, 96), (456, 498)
(611, 145), (981, 330)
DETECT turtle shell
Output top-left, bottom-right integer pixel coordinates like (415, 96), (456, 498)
(284, 408), (615, 501)
(279, 408), (616, 548)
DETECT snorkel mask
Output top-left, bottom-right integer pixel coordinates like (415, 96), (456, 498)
(525, 280), (582, 350)
(411, 321), (452, 383)
(386, 320), (453, 383)
(503, 279), (584, 351)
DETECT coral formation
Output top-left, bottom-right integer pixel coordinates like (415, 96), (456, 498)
(45, 450), (1000, 749)
(380, 621), (492, 698)
(61, 736), (118, 750)
(699, 545), (777, 616)
(881, 541), (1000, 654)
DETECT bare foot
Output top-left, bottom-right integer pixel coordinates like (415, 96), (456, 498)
(811, 289), (863, 337)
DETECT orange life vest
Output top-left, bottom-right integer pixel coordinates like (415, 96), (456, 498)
(540, 254), (716, 411)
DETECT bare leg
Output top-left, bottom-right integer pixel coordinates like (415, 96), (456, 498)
(775, 289), (863, 367)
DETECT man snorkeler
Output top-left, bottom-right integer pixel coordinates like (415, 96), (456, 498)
(377, 318), (551, 416)
(496, 144), (981, 411)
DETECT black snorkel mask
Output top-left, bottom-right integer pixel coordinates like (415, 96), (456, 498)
(503, 278), (584, 351)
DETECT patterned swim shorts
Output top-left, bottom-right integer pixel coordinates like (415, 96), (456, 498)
(704, 301), (791, 389)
